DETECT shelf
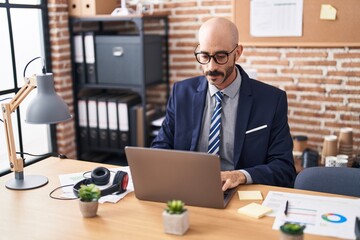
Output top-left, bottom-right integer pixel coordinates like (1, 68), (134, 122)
(69, 14), (169, 163)
(70, 13), (168, 22)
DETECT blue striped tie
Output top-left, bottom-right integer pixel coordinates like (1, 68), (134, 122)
(208, 91), (223, 155)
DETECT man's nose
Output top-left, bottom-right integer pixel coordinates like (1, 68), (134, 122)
(207, 56), (219, 69)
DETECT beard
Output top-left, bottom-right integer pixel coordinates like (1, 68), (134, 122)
(204, 57), (236, 86)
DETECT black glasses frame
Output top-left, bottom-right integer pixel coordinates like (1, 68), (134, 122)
(194, 44), (238, 65)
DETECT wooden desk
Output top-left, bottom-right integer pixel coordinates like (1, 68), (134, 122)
(0, 157), (352, 239)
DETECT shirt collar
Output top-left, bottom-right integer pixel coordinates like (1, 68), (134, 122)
(208, 66), (242, 98)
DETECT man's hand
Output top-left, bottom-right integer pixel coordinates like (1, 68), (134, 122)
(221, 171), (247, 191)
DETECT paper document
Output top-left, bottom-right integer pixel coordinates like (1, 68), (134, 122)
(250, 0), (303, 37)
(59, 166), (134, 204)
(263, 191), (360, 239)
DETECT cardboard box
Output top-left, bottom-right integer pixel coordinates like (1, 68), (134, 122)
(68, 0), (82, 16)
(81, 0), (119, 16)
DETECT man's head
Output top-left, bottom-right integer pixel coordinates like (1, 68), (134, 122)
(195, 17), (243, 90)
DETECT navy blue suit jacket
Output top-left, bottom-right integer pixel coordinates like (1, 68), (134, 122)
(151, 65), (296, 187)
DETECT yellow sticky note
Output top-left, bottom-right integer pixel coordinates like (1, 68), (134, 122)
(320, 4), (337, 20)
(237, 203), (272, 219)
(237, 191), (263, 200)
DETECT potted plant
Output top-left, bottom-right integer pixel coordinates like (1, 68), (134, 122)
(162, 200), (189, 235)
(280, 222), (306, 240)
(78, 183), (101, 218)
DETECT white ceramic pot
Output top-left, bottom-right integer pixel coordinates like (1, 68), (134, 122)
(79, 200), (99, 218)
(162, 210), (189, 235)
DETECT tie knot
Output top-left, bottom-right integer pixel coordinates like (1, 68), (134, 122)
(215, 91), (223, 103)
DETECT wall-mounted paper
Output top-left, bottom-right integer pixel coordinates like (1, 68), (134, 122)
(320, 4), (336, 20)
(250, 0), (303, 37)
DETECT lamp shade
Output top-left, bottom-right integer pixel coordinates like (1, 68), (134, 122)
(26, 73), (71, 124)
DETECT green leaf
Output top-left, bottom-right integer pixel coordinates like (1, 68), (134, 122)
(165, 200), (186, 214)
(78, 184), (101, 202)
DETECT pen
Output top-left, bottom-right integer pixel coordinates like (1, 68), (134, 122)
(284, 200), (289, 215)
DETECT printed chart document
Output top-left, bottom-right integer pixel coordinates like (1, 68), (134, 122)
(59, 166), (134, 204)
(263, 191), (360, 239)
(250, 0), (303, 37)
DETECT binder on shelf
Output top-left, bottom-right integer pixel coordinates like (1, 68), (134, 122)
(107, 95), (120, 149)
(130, 104), (145, 147)
(77, 97), (89, 153)
(130, 104), (158, 147)
(87, 95), (99, 148)
(97, 95), (109, 149)
(84, 32), (96, 84)
(73, 34), (86, 85)
(117, 94), (141, 149)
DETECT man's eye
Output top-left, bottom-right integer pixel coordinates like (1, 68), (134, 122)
(199, 54), (209, 60)
(215, 54), (227, 60)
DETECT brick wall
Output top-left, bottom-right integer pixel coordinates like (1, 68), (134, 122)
(48, 0), (360, 159)
(241, 47), (360, 154)
(48, 0), (76, 158)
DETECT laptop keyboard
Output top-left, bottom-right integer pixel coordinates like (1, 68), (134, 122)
(223, 189), (231, 199)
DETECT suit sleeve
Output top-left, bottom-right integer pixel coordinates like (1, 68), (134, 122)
(244, 91), (296, 187)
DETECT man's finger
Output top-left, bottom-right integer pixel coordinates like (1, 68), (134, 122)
(222, 179), (231, 191)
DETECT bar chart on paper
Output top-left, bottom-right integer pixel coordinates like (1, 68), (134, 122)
(284, 203), (317, 226)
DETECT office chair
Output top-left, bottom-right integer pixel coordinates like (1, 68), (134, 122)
(294, 167), (360, 197)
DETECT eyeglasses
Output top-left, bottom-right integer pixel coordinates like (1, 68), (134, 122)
(194, 44), (238, 65)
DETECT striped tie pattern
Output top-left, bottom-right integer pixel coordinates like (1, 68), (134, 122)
(208, 91), (224, 155)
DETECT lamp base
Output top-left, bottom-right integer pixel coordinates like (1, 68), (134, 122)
(5, 175), (48, 190)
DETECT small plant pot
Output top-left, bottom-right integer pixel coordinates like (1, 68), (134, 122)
(280, 222), (305, 240)
(162, 210), (189, 235)
(280, 232), (304, 240)
(79, 200), (99, 218)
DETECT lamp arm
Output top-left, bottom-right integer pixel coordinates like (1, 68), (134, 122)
(1, 76), (37, 173)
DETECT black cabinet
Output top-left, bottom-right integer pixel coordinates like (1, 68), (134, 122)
(96, 35), (163, 86)
(69, 15), (169, 163)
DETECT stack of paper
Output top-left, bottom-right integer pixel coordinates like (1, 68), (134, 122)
(237, 203), (272, 219)
(238, 191), (263, 200)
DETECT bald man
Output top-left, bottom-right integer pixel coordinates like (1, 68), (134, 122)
(151, 17), (296, 189)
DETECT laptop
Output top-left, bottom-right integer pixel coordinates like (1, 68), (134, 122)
(124, 146), (237, 209)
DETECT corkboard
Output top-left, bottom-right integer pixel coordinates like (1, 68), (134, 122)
(233, 0), (360, 47)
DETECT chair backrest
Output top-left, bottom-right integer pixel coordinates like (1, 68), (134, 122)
(294, 167), (360, 197)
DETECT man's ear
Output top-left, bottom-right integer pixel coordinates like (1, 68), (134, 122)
(235, 44), (243, 61)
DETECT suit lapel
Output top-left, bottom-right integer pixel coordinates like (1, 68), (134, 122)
(190, 78), (207, 151)
(233, 67), (253, 167)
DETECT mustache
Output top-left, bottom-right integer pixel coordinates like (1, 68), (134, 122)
(206, 70), (224, 77)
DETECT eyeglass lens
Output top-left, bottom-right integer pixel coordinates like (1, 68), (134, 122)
(196, 53), (229, 65)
